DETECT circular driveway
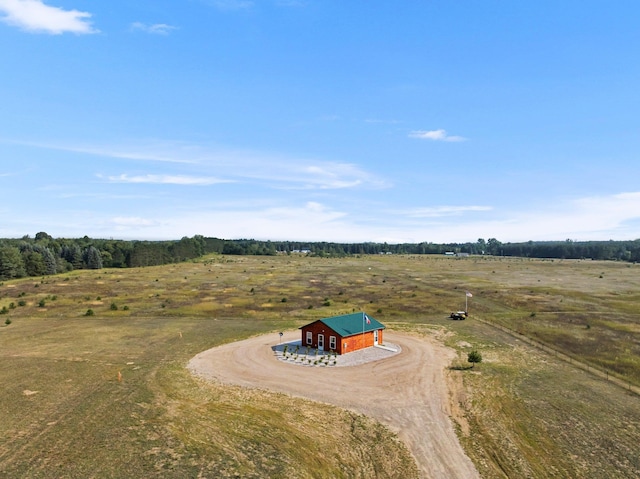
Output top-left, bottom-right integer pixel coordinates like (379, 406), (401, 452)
(188, 330), (479, 479)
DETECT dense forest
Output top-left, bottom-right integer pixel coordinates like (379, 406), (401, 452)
(1, 232), (639, 280)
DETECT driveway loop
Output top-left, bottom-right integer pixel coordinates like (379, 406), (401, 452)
(188, 330), (480, 479)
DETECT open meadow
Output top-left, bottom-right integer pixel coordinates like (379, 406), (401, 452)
(0, 254), (639, 478)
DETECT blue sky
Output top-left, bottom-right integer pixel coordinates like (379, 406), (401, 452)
(1, 0), (640, 243)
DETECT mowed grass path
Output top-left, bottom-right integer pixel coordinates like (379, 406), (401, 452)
(0, 254), (639, 478)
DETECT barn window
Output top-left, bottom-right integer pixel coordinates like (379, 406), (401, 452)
(329, 336), (336, 349)
(306, 331), (313, 345)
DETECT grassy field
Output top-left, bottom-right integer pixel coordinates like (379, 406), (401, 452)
(0, 254), (638, 478)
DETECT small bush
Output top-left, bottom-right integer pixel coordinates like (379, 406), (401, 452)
(4, 318), (11, 325)
(38, 299), (46, 308)
(123, 305), (129, 311)
(110, 302), (118, 311)
(468, 350), (482, 367)
(18, 300), (26, 307)
(85, 309), (94, 316)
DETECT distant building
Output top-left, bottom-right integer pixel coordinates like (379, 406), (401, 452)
(299, 312), (385, 355)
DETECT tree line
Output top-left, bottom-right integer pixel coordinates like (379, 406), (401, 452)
(1, 232), (639, 280)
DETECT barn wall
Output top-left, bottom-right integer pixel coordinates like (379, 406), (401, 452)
(301, 322), (385, 355)
(301, 322), (341, 353)
(339, 330), (385, 354)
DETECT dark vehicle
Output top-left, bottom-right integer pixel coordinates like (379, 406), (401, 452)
(450, 311), (467, 320)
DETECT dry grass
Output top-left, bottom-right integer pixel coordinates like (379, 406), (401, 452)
(1, 254), (639, 477)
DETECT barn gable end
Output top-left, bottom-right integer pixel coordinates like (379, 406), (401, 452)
(299, 313), (385, 355)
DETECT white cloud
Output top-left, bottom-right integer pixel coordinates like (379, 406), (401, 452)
(4, 187), (640, 243)
(0, 0), (97, 34)
(404, 205), (493, 218)
(409, 129), (467, 142)
(130, 22), (177, 35)
(120, 202), (352, 241)
(27, 139), (387, 191)
(397, 192), (640, 243)
(103, 174), (233, 186)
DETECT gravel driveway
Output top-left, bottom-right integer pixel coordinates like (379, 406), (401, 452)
(188, 330), (480, 479)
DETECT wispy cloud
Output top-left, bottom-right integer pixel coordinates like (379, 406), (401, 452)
(18, 138), (387, 191)
(281, 163), (383, 190)
(130, 22), (177, 35)
(103, 174), (233, 186)
(409, 129), (467, 142)
(92, 191), (640, 242)
(0, 0), (97, 34)
(107, 201), (351, 240)
(404, 205), (492, 218)
(17, 140), (198, 164)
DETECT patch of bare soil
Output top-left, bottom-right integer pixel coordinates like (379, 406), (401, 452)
(188, 331), (479, 479)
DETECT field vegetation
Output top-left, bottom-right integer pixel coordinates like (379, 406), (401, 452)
(0, 254), (638, 477)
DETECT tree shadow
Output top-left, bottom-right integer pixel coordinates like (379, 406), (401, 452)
(449, 365), (474, 371)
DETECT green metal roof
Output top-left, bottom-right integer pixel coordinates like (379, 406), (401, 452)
(302, 312), (385, 338)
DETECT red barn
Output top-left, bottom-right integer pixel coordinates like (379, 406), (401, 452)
(299, 312), (385, 355)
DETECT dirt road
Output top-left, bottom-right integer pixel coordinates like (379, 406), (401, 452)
(188, 331), (480, 479)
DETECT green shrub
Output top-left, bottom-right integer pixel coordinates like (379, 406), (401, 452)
(468, 350), (482, 367)
(85, 309), (94, 316)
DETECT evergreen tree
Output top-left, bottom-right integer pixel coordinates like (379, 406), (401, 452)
(41, 247), (58, 275)
(23, 251), (45, 276)
(0, 245), (26, 280)
(84, 246), (103, 269)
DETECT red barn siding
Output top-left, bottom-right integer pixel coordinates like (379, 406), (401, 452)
(300, 320), (384, 355)
(301, 321), (340, 352)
